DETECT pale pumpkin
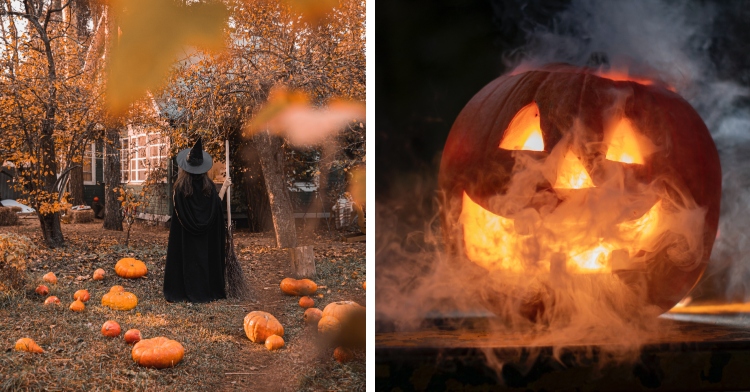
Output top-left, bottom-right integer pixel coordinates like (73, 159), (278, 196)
(44, 296), (60, 305)
(69, 300), (85, 312)
(101, 320), (121, 337)
(132, 337), (184, 369)
(279, 278), (317, 296)
(124, 329), (142, 344)
(264, 334), (284, 351)
(101, 290), (138, 311)
(93, 268), (106, 280)
(42, 272), (57, 284)
(243, 311), (284, 343)
(74, 289), (90, 302)
(303, 308), (323, 326)
(115, 258), (148, 279)
(15, 338), (43, 353)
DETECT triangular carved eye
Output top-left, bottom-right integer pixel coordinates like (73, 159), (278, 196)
(499, 102), (544, 151)
(605, 118), (646, 164)
(554, 150), (595, 189)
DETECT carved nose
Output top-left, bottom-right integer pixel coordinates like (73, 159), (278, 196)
(553, 150), (595, 190)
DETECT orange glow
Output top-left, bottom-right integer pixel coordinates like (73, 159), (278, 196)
(668, 303), (750, 314)
(595, 69), (676, 92)
(499, 102), (545, 151)
(554, 151), (595, 189)
(606, 118), (645, 164)
(460, 191), (665, 275)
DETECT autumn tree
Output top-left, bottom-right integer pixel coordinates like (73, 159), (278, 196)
(0, 0), (105, 247)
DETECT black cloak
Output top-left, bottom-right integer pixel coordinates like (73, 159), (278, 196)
(164, 176), (226, 302)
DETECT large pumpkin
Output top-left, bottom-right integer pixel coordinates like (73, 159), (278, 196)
(132, 337), (184, 369)
(439, 64), (721, 313)
(101, 287), (138, 310)
(243, 311), (284, 343)
(115, 258), (148, 279)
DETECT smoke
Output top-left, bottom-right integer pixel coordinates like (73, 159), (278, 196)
(376, 0), (750, 377)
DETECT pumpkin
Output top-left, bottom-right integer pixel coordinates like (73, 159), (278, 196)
(124, 329), (142, 344)
(69, 300), (85, 312)
(333, 346), (353, 363)
(115, 258), (148, 279)
(74, 289), (90, 302)
(243, 311), (284, 343)
(362, 281), (366, 290)
(319, 301), (366, 347)
(264, 334), (284, 351)
(439, 64), (721, 314)
(109, 285), (125, 293)
(44, 296), (60, 305)
(317, 316), (341, 336)
(42, 272), (57, 284)
(101, 290), (138, 311)
(279, 278), (317, 296)
(15, 338), (43, 353)
(101, 320), (121, 337)
(299, 296), (314, 308)
(35, 285), (49, 296)
(322, 301), (364, 320)
(303, 308), (323, 326)
(132, 337), (184, 369)
(93, 268), (106, 280)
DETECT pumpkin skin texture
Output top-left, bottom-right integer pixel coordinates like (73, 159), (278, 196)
(44, 296), (60, 305)
(124, 329), (142, 344)
(264, 334), (285, 351)
(317, 316), (341, 336)
(115, 258), (148, 279)
(42, 272), (57, 284)
(280, 278), (317, 296)
(93, 268), (106, 280)
(304, 308), (323, 326)
(109, 285), (125, 293)
(101, 320), (121, 337)
(35, 285), (49, 296)
(319, 301), (366, 347)
(74, 289), (90, 302)
(69, 300), (85, 312)
(101, 290), (138, 311)
(132, 337), (184, 369)
(243, 311), (284, 343)
(439, 64), (721, 313)
(15, 338), (43, 353)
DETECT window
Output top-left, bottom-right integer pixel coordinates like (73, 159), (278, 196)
(83, 142), (96, 185)
(120, 128), (168, 183)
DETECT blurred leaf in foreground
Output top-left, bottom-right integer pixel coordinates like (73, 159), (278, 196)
(281, 0), (339, 26)
(107, 0), (228, 114)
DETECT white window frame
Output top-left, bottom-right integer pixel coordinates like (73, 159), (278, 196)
(83, 142), (96, 185)
(120, 127), (169, 184)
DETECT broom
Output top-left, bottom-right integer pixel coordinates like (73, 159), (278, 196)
(224, 139), (250, 299)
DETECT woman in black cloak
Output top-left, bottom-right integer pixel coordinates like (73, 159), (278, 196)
(164, 139), (231, 303)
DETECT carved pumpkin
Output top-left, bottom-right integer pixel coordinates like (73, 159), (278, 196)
(299, 296), (314, 308)
(101, 289), (138, 311)
(124, 329), (142, 344)
(35, 285), (49, 296)
(93, 268), (106, 280)
(42, 272), (57, 284)
(15, 338), (43, 353)
(69, 300), (85, 312)
(74, 289), (90, 302)
(115, 258), (148, 279)
(280, 278), (317, 296)
(132, 337), (185, 369)
(44, 296), (60, 305)
(243, 311), (284, 343)
(101, 320), (121, 337)
(304, 308), (323, 326)
(264, 334), (285, 351)
(439, 64), (721, 313)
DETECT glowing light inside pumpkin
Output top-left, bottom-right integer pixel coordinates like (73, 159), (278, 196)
(606, 118), (645, 164)
(554, 151), (595, 189)
(460, 192), (665, 274)
(499, 102), (545, 151)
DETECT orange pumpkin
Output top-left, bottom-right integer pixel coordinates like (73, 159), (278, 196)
(42, 272), (57, 284)
(44, 296), (60, 305)
(299, 296), (314, 308)
(280, 278), (317, 296)
(317, 316), (341, 336)
(322, 301), (364, 320)
(101, 320), (121, 337)
(101, 290), (138, 311)
(132, 337), (185, 369)
(333, 346), (353, 363)
(124, 329), (142, 344)
(109, 285), (125, 293)
(73, 289), (90, 302)
(319, 301), (366, 347)
(15, 338), (43, 353)
(243, 311), (284, 343)
(93, 268), (106, 280)
(303, 308), (323, 326)
(264, 334), (284, 351)
(115, 258), (148, 279)
(69, 300), (85, 312)
(363, 281), (366, 290)
(35, 285), (49, 296)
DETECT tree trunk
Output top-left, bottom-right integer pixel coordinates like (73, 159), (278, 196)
(69, 166), (85, 205)
(103, 127), (122, 231)
(289, 245), (315, 278)
(38, 122), (64, 248)
(254, 130), (297, 248)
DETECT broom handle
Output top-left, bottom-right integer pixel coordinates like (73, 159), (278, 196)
(225, 139), (231, 223)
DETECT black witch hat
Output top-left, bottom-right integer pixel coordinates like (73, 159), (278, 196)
(176, 138), (213, 174)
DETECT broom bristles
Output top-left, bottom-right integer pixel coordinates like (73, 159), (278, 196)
(226, 224), (251, 299)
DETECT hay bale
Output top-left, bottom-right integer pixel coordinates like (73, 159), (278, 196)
(71, 209), (94, 223)
(0, 207), (18, 226)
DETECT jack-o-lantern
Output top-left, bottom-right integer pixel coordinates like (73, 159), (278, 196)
(439, 64), (721, 314)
